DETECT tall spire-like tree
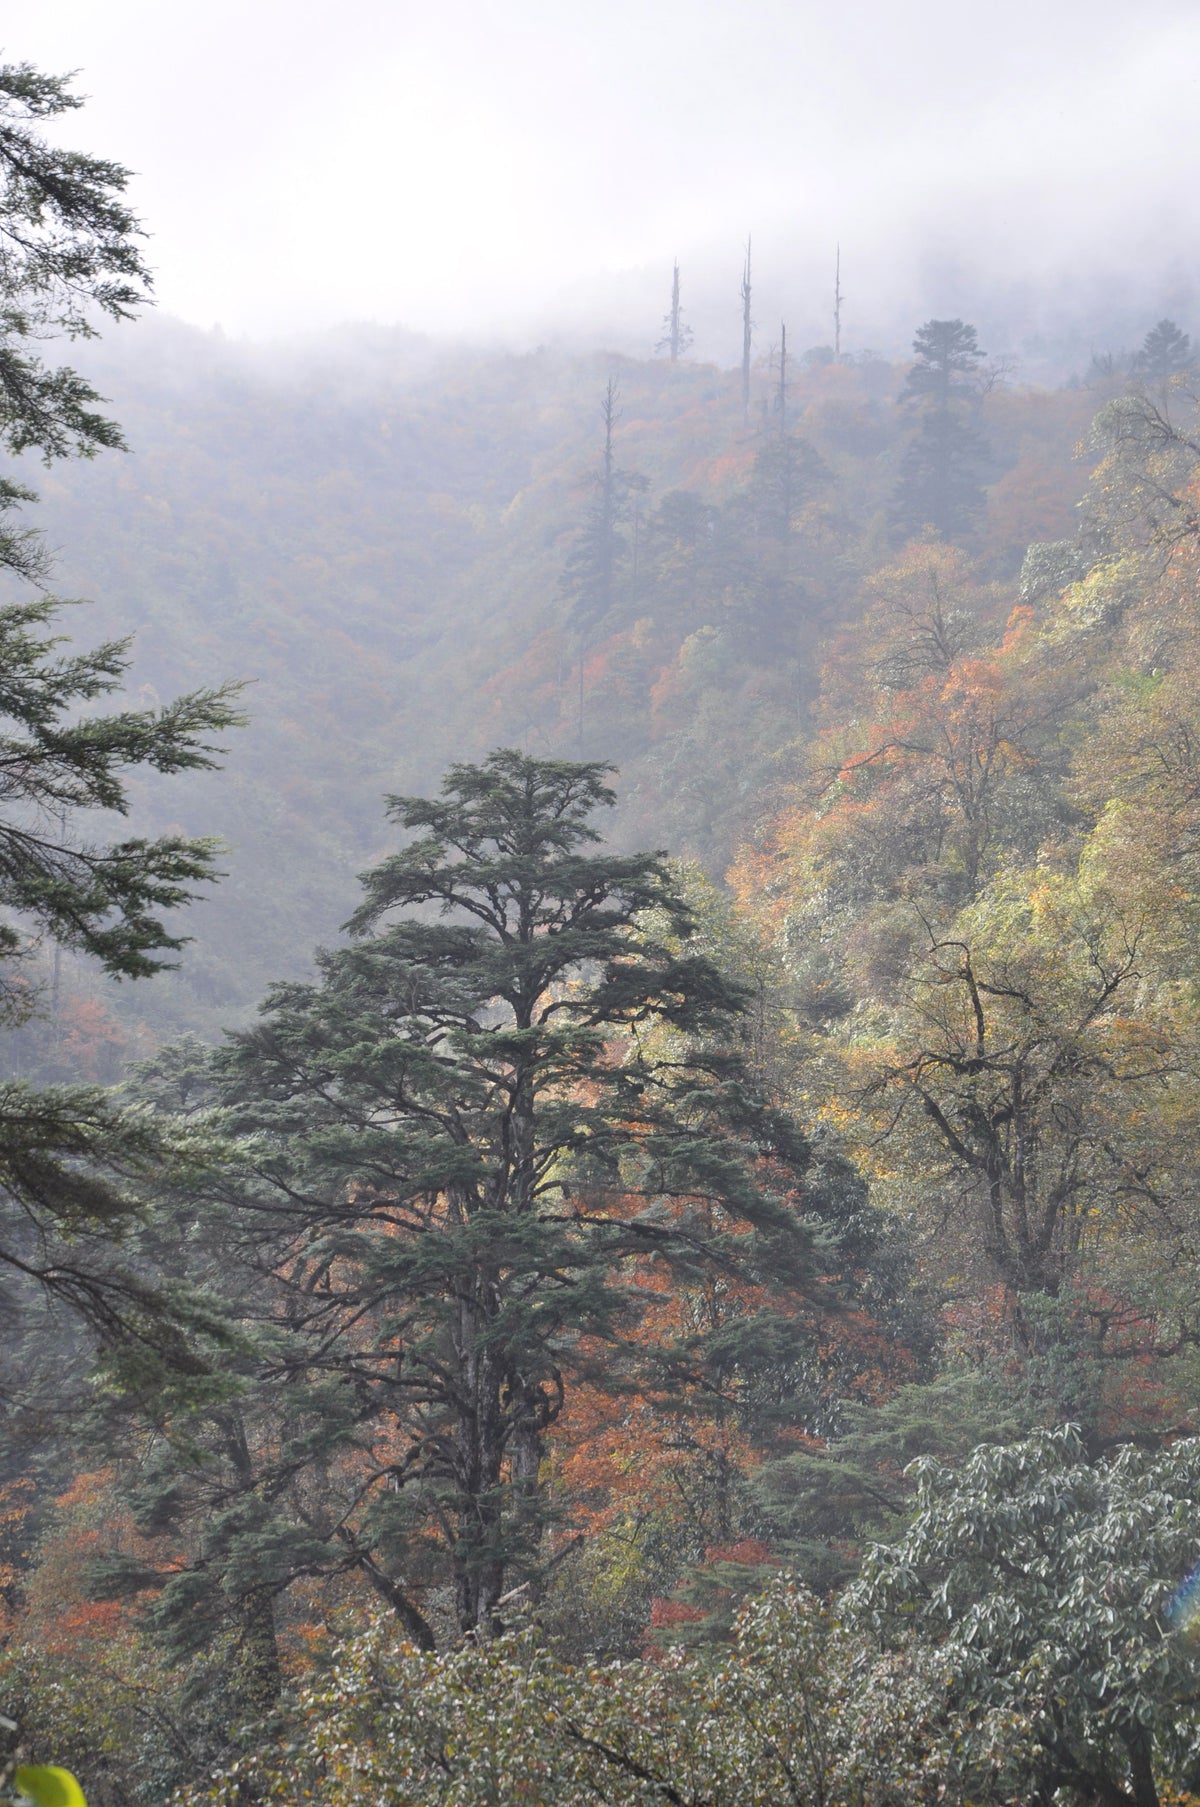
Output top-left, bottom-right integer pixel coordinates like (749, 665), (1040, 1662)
(741, 238), (754, 424)
(559, 380), (647, 749)
(657, 260), (693, 362)
(775, 321), (788, 433)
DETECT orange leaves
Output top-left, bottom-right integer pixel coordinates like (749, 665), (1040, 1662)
(647, 1597), (705, 1629)
(16, 1471), (143, 1658)
(50, 1469), (114, 1514)
(703, 1537), (774, 1566)
(730, 543), (1080, 1002)
(0, 1478), (34, 1637)
(1000, 602), (1035, 651)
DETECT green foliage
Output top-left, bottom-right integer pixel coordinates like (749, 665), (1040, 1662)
(1, 1631), (231, 1807)
(899, 319), (987, 410)
(0, 619), (241, 1357)
(185, 1579), (944, 1807)
(891, 408), (988, 543)
(0, 594), (241, 995)
(749, 1366), (1038, 1591)
(847, 1426), (1200, 1805)
(891, 319), (990, 543)
(117, 750), (821, 1655)
(171, 1432), (1200, 1807)
(0, 61), (151, 585)
(1133, 320), (1194, 385)
(0, 56), (241, 1482)
(745, 428), (830, 541)
(0, 55), (247, 1400)
(0, 1082), (225, 1341)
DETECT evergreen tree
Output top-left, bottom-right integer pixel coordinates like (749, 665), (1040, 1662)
(0, 62), (152, 581)
(0, 59), (238, 1000)
(1133, 317), (1193, 385)
(126, 752), (821, 1649)
(0, 598), (240, 997)
(890, 318), (989, 543)
(899, 318), (986, 409)
(890, 408), (988, 544)
(0, 62), (242, 1351)
(736, 390), (832, 655)
(0, 56), (244, 1778)
(748, 429), (829, 543)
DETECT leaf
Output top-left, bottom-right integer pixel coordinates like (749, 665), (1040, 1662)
(14, 1767), (88, 1807)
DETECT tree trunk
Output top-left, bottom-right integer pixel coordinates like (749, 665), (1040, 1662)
(741, 238), (753, 425)
(219, 1408), (284, 1705)
(1124, 1721), (1159, 1807)
(234, 1592), (282, 1712)
(456, 1271), (507, 1637)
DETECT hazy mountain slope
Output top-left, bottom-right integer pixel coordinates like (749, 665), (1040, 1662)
(5, 316), (1092, 1045)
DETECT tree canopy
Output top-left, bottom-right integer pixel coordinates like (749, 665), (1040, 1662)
(111, 750), (824, 1660)
(0, 61), (152, 583)
(0, 62), (240, 1370)
(4, 60), (1200, 1799)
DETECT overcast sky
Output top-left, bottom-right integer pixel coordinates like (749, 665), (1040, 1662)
(10, 1), (1200, 359)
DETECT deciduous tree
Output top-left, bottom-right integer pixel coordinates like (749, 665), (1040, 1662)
(848, 1427), (1200, 1807)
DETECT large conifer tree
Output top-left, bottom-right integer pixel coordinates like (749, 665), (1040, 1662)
(132, 751), (821, 1650)
(890, 318), (989, 544)
(0, 62), (241, 1348)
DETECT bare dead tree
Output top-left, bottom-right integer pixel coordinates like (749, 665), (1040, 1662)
(776, 321), (788, 434)
(657, 260), (692, 362)
(741, 237), (753, 425)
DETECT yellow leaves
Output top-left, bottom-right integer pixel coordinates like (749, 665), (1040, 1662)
(14, 1768), (87, 1807)
(1041, 553), (1139, 643)
(720, 429), (1200, 1307)
(1078, 801), (1200, 987)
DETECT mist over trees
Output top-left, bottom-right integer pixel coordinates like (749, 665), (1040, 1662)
(7, 50), (1200, 1807)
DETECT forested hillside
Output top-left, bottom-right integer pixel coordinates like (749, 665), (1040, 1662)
(9, 56), (1200, 1807)
(14, 312), (1095, 1058)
